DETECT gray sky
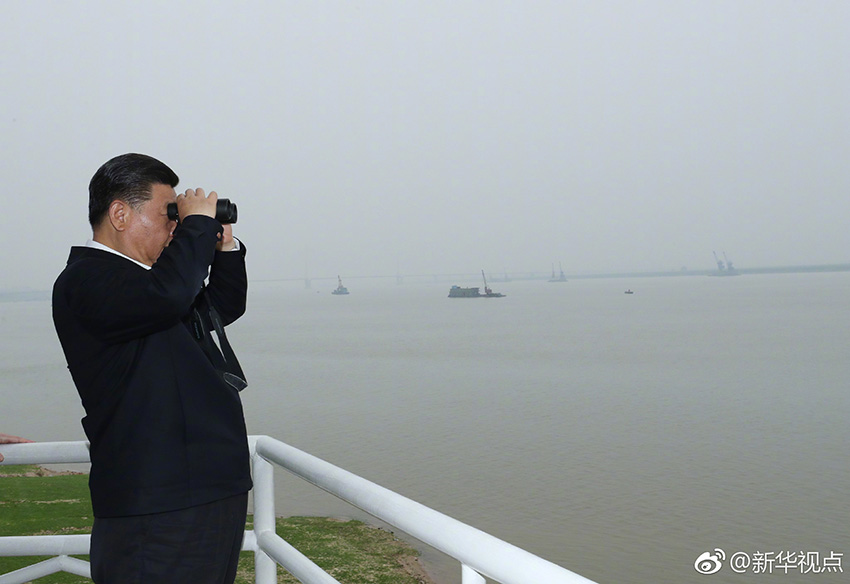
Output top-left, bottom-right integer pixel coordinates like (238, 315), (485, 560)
(3, 0), (849, 289)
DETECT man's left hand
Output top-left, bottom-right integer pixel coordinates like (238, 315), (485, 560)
(217, 224), (236, 251)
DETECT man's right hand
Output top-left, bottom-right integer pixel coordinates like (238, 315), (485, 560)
(176, 188), (218, 219)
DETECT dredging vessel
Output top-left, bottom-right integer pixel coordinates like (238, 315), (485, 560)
(448, 271), (505, 298)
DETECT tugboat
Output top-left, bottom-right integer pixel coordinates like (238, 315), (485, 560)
(331, 275), (349, 295)
(448, 270), (505, 298)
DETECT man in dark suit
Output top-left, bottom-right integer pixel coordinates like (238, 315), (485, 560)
(52, 153), (252, 583)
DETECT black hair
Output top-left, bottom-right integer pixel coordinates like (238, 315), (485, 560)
(88, 153), (180, 227)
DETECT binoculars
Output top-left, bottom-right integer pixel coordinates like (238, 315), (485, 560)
(166, 198), (238, 224)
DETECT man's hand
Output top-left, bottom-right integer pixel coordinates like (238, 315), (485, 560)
(176, 188), (218, 219)
(217, 224), (236, 251)
(177, 188), (236, 250)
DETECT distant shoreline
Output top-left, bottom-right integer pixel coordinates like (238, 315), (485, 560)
(6, 262), (850, 301)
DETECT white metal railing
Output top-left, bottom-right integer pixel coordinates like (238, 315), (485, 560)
(0, 437), (597, 584)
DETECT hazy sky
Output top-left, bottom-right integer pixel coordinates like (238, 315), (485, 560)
(3, 1), (848, 289)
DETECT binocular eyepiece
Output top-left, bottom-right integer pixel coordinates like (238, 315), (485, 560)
(166, 199), (238, 224)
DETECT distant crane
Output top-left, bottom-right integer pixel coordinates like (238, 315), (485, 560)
(479, 270), (505, 297)
(482, 270), (493, 296)
(713, 251), (725, 271)
(549, 261), (567, 282)
(711, 251), (739, 276)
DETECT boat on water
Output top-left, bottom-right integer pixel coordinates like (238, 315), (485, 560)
(448, 270), (505, 298)
(549, 261), (567, 282)
(331, 275), (349, 295)
(625, 289), (634, 294)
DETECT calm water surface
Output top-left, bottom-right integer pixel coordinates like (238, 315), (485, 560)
(2, 272), (848, 583)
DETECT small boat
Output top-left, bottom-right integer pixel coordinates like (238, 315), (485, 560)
(624, 289), (634, 295)
(331, 276), (349, 295)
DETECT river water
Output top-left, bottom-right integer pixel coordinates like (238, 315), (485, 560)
(1, 272), (848, 583)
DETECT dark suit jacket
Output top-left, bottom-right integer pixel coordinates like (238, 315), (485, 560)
(52, 215), (252, 517)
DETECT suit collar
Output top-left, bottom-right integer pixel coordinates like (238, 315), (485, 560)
(85, 239), (151, 270)
(67, 245), (148, 270)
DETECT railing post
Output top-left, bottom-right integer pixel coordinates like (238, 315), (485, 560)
(462, 564), (486, 584)
(252, 446), (277, 584)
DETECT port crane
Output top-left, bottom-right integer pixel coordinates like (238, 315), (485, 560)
(481, 270), (494, 296)
(713, 251), (725, 271)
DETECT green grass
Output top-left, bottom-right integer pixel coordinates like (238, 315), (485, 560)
(0, 466), (432, 584)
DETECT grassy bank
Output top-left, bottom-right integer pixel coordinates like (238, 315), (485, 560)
(0, 466), (433, 583)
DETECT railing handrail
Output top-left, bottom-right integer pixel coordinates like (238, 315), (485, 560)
(0, 438), (597, 584)
(251, 435), (596, 584)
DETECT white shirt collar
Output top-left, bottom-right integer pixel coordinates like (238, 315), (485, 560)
(84, 236), (240, 271)
(85, 239), (151, 270)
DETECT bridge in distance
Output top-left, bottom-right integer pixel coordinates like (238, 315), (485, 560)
(258, 262), (850, 288)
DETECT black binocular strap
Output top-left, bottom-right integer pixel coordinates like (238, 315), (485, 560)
(190, 294), (248, 392)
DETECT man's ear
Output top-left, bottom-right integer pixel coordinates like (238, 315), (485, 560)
(107, 200), (129, 231)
